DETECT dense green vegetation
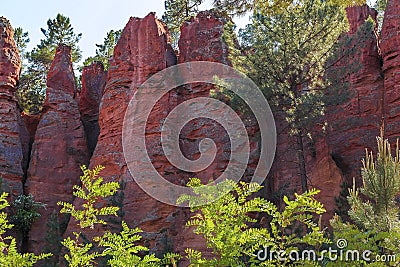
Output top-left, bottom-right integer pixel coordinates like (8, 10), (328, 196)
(15, 14), (82, 114)
(178, 179), (328, 266)
(82, 29), (122, 70)
(13, 15), (121, 114)
(2, 133), (400, 265)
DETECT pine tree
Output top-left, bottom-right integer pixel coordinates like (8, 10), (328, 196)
(212, 0), (365, 16)
(16, 14), (82, 114)
(13, 27), (30, 64)
(348, 135), (400, 234)
(375, 0), (388, 31)
(227, 0), (363, 193)
(83, 29), (122, 70)
(162, 0), (204, 48)
(330, 135), (400, 266)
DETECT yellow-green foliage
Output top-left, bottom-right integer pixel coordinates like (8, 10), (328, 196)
(94, 221), (163, 267)
(178, 178), (329, 266)
(58, 165), (120, 229)
(58, 165), (178, 267)
(0, 192), (50, 266)
(62, 232), (99, 267)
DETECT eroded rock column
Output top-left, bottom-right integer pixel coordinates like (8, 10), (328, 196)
(26, 45), (89, 254)
(0, 17), (25, 197)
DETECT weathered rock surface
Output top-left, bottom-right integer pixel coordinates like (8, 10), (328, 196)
(25, 44), (89, 254)
(21, 113), (40, 148)
(268, 5), (384, 225)
(173, 11), (235, 260)
(0, 2), (399, 262)
(178, 11), (230, 65)
(64, 12), (178, 252)
(79, 62), (106, 155)
(0, 17), (25, 197)
(325, 5), (383, 185)
(381, 0), (400, 141)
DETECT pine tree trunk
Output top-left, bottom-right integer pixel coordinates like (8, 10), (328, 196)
(296, 131), (308, 193)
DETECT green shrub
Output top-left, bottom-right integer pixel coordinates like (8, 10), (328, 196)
(10, 194), (46, 238)
(330, 135), (400, 266)
(178, 178), (329, 266)
(58, 165), (179, 266)
(0, 192), (50, 266)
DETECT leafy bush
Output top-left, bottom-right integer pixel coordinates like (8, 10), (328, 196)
(58, 165), (179, 266)
(178, 178), (329, 266)
(10, 194), (46, 238)
(0, 192), (50, 266)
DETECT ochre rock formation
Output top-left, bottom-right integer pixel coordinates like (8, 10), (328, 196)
(63, 12), (178, 253)
(0, 17), (25, 197)
(0, 2), (400, 264)
(381, 0), (400, 140)
(79, 62), (106, 155)
(25, 45), (89, 254)
(267, 5), (384, 224)
(325, 5), (383, 186)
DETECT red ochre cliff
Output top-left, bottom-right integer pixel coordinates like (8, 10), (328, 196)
(0, 1), (399, 264)
(25, 45), (89, 254)
(0, 17), (26, 198)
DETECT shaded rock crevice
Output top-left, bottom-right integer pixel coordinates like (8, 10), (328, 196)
(79, 62), (106, 156)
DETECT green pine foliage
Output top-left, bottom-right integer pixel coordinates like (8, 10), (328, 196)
(162, 0), (203, 48)
(213, 0), (365, 16)
(330, 135), (400, 266)
(212, 0), (254, 15)
(333, 180), (351, 222)
(178, 178), (329, 266)
(348, 136), (400, 235)
(222, 0), (364, 192)
(375, 0), (388, 31)
(16, 14), (82, 114)
(13, 27), (30, 64)
(238, 0), (350, 135)
(83, 29), (122, 70)
(0, 192), (51, 266)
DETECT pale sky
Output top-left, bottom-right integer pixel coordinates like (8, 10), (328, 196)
(2, 0), (376, 62)
(1, 0), (250, 62)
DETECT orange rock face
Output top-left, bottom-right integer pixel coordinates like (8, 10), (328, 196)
(25, 45), (89, 254)
(64, 12), (177, 253)
(79, 62), (106, 155)
(381, 0), (400, 140)
(0, 17), (25, 197)
(1, 2), (400, 263)
(326, 5), (383, 186)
